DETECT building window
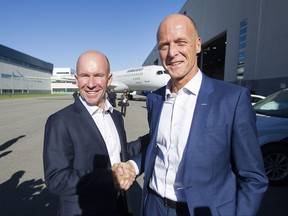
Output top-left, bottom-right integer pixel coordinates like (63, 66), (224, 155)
(237, 19), (248, 80)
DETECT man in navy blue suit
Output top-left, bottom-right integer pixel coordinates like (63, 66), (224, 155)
(43, 50), (143, 216)
(114, 14), (268, 216)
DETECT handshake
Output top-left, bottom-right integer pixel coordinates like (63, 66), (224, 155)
(112, 161), (136, 191)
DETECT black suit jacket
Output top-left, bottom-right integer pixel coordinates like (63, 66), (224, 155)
(43, 97), (140, 216)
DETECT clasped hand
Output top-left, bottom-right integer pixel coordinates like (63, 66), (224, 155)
(112, 162), (136, 191)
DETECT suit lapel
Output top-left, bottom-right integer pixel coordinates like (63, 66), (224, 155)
(73, 98), (109, 155)
(184, 75), (214, 161)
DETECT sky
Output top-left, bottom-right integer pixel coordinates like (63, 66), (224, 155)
(1, 0), (187, 71)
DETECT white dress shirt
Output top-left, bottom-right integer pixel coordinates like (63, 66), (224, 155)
(149, 70), (202, 202)
(79, 97), (121, 165)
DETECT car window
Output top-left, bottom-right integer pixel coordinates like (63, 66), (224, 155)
(254, 90), (288, 118)
(252, 97), (263, 103)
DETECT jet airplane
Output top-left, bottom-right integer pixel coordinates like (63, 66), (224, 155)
(109, 65), (170, 97)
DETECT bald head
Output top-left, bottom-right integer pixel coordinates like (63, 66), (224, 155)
(156, 14), (202, 92)
(76, 50), (110, 75)
(157, 14), (198, 42)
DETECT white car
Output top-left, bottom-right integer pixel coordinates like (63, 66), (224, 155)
(254, 89), (288, 186)
(251, 94), (266, 105)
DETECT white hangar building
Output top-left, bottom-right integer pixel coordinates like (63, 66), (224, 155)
(51, 67), (77, 94)
(0, 44), (53, 94)
(143, 0), (288, 96)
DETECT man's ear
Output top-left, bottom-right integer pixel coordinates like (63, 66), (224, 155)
(196, 37), (202, 54)
(107, 73), (113, 86)
(75, 74), (79, 87)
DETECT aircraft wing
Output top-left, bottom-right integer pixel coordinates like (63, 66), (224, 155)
(51, 76), (76, 81)
(108, 81), (129, 92)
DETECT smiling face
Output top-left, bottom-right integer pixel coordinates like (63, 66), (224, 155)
(157, 14), (202, 91)
(75, 51), (112, 108)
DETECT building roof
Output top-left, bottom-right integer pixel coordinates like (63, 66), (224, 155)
(0, 44), (53, 73)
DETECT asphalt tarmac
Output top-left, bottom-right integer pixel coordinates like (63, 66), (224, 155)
(0, 95), (287, 216)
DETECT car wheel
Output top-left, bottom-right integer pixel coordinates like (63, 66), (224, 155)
(261, 143), (288, 186)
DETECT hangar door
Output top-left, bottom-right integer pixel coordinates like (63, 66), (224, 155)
(198, 33), (227, 80)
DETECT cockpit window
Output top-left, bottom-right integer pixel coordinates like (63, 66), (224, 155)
(156, 70), (169, 75)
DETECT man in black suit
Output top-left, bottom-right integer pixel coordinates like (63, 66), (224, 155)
(43, 50), (142, 216)
(107, 89), (117, 107)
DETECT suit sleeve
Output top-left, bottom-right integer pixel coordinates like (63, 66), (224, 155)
(127, 133), (150, 158)
(231, 88), (268, 215)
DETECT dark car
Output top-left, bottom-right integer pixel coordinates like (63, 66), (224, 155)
(254, 88), (288, 186)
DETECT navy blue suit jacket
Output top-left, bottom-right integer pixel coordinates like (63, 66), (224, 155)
(134, 74), (268, 216)
(43, 97), (140, 216)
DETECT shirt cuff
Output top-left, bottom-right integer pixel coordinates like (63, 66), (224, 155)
(128, 160), (139, 175)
